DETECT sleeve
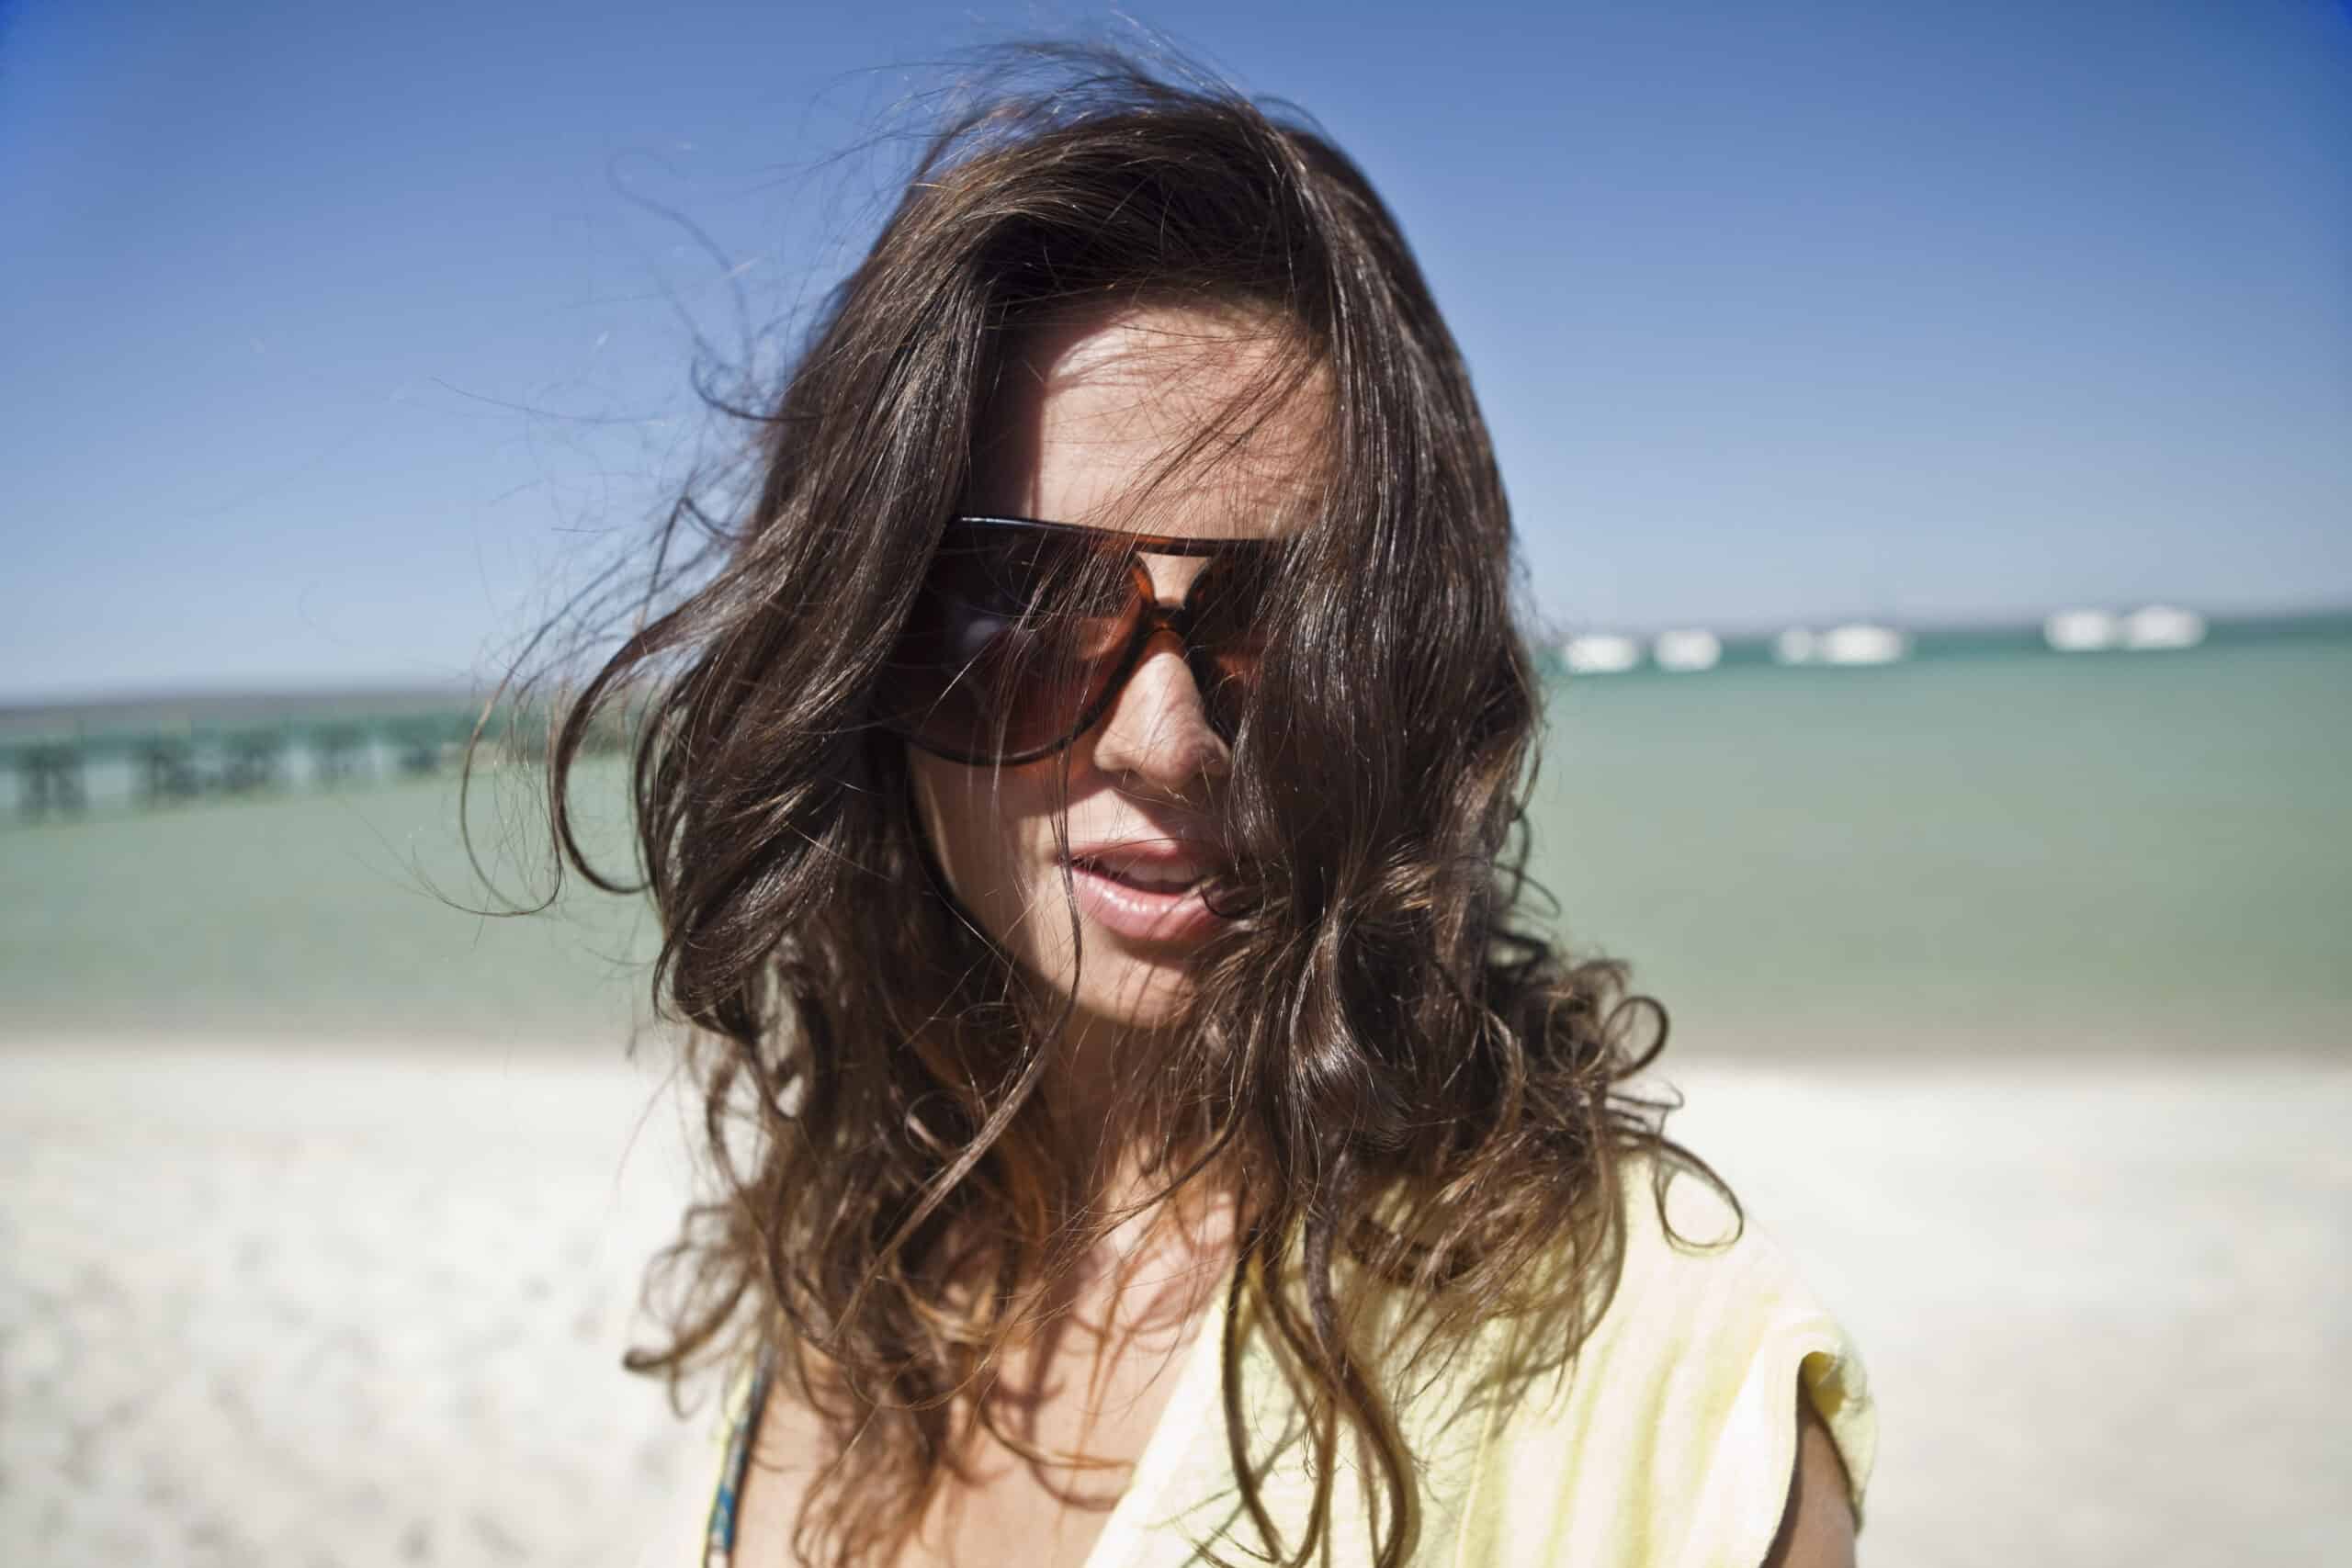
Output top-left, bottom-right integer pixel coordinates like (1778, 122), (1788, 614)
(1454, 1165), (1876, 1568)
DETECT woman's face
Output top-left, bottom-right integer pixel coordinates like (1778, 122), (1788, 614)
(909, 302), (1325, 1042)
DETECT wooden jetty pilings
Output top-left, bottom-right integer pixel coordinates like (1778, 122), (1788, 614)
(0, 694), (633, 822)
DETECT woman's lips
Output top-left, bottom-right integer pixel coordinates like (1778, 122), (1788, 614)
(1065, 856), (1225, 944)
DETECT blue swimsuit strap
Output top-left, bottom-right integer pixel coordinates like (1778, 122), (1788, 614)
(704, 1350), (778, 1566)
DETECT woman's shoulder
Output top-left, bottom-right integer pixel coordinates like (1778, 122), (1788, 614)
(1610, 1156), (1868, 1370)
(1449, 1155), (1875, 1566)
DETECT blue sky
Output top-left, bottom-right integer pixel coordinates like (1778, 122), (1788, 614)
(2, 0), (2346, 700)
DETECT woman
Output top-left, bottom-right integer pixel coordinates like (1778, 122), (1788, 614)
(548, 51), (1873, 1568)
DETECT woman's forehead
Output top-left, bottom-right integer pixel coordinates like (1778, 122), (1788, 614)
(967, 303), (1329, 541)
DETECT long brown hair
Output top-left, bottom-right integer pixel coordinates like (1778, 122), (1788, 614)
(533, 43), (1713, 1568)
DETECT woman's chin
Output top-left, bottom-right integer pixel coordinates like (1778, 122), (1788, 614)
(1004, 917), (1204, 1038)
(1059, 957), (1194, 1038)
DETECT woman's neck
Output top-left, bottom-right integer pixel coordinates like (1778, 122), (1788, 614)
(1035, 1035), (1241, 1342)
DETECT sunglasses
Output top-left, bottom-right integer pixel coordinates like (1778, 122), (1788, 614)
(878, 514), (1277, 766)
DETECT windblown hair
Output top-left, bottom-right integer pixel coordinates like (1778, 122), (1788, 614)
(536, 45), (1714, 1568)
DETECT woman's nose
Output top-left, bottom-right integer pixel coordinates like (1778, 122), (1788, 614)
(1086, 629), (1232, 793)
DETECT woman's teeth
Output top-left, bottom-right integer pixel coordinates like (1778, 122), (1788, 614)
(1081, 858), (1206, 893)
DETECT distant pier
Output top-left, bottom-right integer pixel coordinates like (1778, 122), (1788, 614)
(0, 691), (628, 823)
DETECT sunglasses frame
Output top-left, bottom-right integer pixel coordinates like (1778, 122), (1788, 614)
(885, 513), (1278, 767)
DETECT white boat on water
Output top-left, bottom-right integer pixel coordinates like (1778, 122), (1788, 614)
(1820, 623), (1911, 666)
(1653, 628), (1722, 672)
(1775, 624), (1910, 666)
(2046, 605), (2207, 652)
(1563, 633), (1643, 674)
(2121, 604), (2207, 650)
(2044, 608), (2120, 652)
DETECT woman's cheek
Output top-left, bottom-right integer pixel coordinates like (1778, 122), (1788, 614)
(910, 751), (1058, 956)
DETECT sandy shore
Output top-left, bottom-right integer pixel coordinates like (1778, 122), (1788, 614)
(0, 1040), (715, 1568)
(2, 1039), (2345, 1566)
(1661, 1056), (2350, 1566)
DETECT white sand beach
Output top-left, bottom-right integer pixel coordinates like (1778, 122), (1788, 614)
(2, 1039), (2345, 1567)
(0, 1041), (714, 1568)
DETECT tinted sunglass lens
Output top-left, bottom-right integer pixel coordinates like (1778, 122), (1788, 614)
(1181, 554), (1271, 736)
(883, 535), (1143, 761)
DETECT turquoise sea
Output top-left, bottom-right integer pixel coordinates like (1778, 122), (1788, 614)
(1528, 635), (2350, 1058)
(5, 635), (2347, 1057)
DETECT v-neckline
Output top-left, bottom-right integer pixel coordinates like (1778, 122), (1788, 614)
(710, 1277), (1235, 1568)
(1071, 1275), (1232, 1568)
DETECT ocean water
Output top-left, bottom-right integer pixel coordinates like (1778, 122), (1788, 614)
(4, 637), (2346, 1056)
(0, 758), (658, 1047)
(1529, 637), (2351, 1057)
